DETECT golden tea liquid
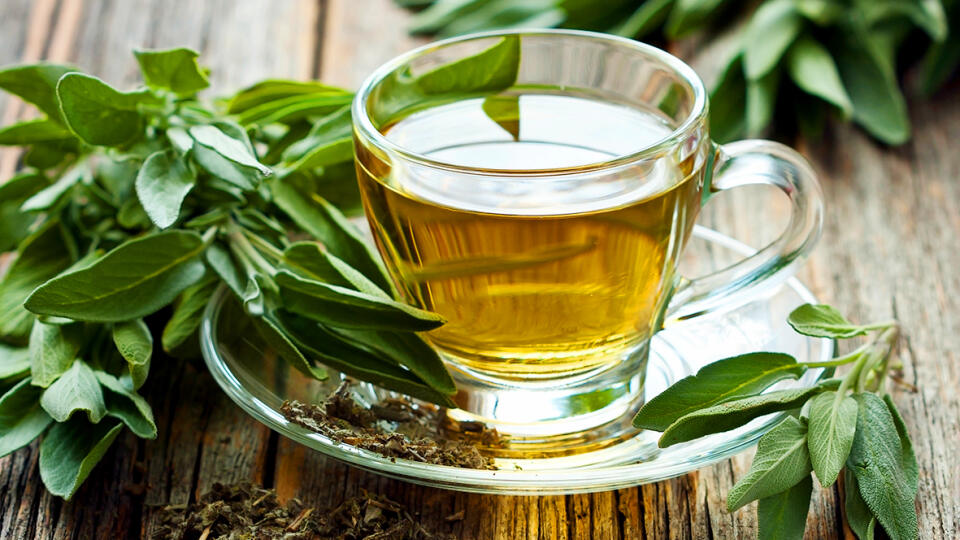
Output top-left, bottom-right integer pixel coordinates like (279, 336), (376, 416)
(356, 93), (703, 379)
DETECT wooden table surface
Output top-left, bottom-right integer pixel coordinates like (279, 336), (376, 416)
(0, 0), (957, 538)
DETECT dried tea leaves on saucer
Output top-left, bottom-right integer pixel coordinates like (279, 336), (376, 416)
(153, 482), (453, 539)
(281, 381), (499, 470)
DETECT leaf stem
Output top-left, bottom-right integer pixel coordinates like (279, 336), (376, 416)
(228, 228), (275, 277)
(802, 342), (871, 369)
(240, 227), (284, 263)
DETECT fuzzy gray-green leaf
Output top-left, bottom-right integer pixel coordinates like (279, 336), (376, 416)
(95, 370), (156, 439)
(39, 416), (123, 500)
(0, 378), (52, 458)
(40, 360), (106, 423)
(25, 230), (207, 322)
(727, 416), (812, 510)
(29, 321), (82, 388)
(162, 273), (219, 352)
(757, 474), (813, 540)
(844, 468), (878, 540)
(788, 304), (876, 338)
(112, 318), (153, 368)
(56, 73), (160, 146)
(847, 393), (918, 540)
(634, 352), (806, 431)
(807, 391), (858, 486)
(786, 36), (853, 117)
(136, 150), (196, 229)
(0, 63), (77, 121)
(743, 0), (804, 79)
(134, 47), (210, 96)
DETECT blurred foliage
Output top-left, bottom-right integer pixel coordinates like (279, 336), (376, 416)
(400, 0), (959, 144)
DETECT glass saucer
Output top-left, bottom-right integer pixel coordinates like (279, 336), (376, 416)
(200, 226), (832, 495)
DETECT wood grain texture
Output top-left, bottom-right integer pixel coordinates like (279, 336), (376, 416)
(0, 0), (957, 538)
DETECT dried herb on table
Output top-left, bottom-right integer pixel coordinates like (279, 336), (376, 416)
(281, 382), (499, 470)
(153, 482), (454, 540)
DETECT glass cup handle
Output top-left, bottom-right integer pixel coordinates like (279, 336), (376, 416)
(666, 140), (825, 323)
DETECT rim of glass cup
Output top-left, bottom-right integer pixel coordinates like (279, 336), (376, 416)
(352, 28), (708, 177)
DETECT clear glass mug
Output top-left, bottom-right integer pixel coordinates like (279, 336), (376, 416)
(352, 30), (823, 453)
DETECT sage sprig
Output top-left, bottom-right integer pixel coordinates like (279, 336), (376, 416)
(0, 48), (460, 499)
(634, 304), (915, 540)
(401, 0), (959, 144)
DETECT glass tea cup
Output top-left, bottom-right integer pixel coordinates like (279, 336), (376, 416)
(352, 30), (823, 455)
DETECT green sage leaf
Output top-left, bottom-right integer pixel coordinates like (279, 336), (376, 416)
(134, 47), (210, 96)
(0, 63), (77, 121)
(112, 318), (153, 369)
(757, 474), (813, 540)
(236, 93), (353, 126)
(786, 36), (853, 117)
(189, 125), (270, 176)
(835, 36), (910, 145)
(135, 150), (197, 229)
(206, 242), (246, 297)
(162, 273), (219, 352)
(746, 70), (779, 136)
(226, 79), (349, 114)
(844, 468), (878, 540)
(665, 0), (727, 38)
(612, 0), (674, 38)
(0, 171), (45, 252)
(281, 105), (352, 164)
(634, 352), (806, 431)
(39, 416), (123, 500)
(94, 371), (156, 439)
(787, 304), (877, 338)
(40, 360), (106, 423)
(658, 378), (840, 448)
(743, 0), (804, 79)
(847, 393), (918, 540)
(727, 416), (812, 511)
(0, 118), (75, 145)
(0, 344), (31, 380)
(883, 394), (918, 494)
(56, 73), (160, 146)
(270, 181), (393, 292)
(807, 391), (858, 486)
(253, 314), (327, 380)
(276, 270), (444, 332)
(21, 162), (87, 213)
(29, 321), (82, 388)
(25, 230), (207, 322)
(0, 378), (52, 458)
(709, 53), (746, 143)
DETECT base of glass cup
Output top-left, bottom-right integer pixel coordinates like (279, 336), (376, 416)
(442, 341), (650, 458)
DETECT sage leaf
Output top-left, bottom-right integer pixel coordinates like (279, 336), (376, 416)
(40, 360), (106, 423)
(844, 468), (878, 540)
(188, 125), (270, 175)
(39, 416), (123, 500)
(134, 47), (210, 96)
(727, 416), (812, 510)
(281, 242), (356, 288)
(0, 171), (46, 252)
(95, 371), (156, 439)
(25, 230), (207, 322)
(835, 36), (910, 145)
(276, 270), (444, 332)
(746, 70), (779, 136)
(112, 319), (153, 368)
(743, 0), (804, 79)
(253, 314), (327, 380)
(709, 54), (746, 143)
(236, 93), (353, 126)
(918, 17), (960, 96)
(0, 221), (72, 341)
(206, 242), (246, 297)
(271, 181), (393, 292)
(788, 304), (876, 338)
(277, 312), (455, 407)
(884, 394), (918, 494)
(226, 79), (349, 114)
(0, 118), (75, 145)
(664, 0), (727, 38)
(162, 273), (219, 352)
(757, 474), (813, 540)
(786, 36), (853, 117)
(281, 104), (352, 166)
(0, 63), (77, 120)
(0, 378), (52, 458)
(326, 326), (456, 394)
(634, 352), (806, 431)
(612, 0), (674, 38)
(29, 321), (82, 388)
(0, 344), (31, 380)
(807, 391), (858, 486)
(56, 73), (160, 146)
(21, 165), (87, 214)
(847, 393), (918, 540)
(793, 0), (846, 25)
(135, 150), (196, 229)
(658, 378), (840, 448)
(481, 94), (520, 141)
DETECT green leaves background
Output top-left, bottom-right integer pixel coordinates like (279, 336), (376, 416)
(400, 0), (958, 144)
(0, 47), (461, 500)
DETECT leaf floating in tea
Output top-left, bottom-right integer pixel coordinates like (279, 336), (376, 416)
(481, 94), (520, 141)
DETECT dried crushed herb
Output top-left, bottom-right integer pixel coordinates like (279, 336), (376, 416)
(153, 482), (453, 540)
(281, 382), (499, 470)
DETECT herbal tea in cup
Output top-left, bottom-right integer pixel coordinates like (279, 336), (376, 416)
(352, 30), (823, 451)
